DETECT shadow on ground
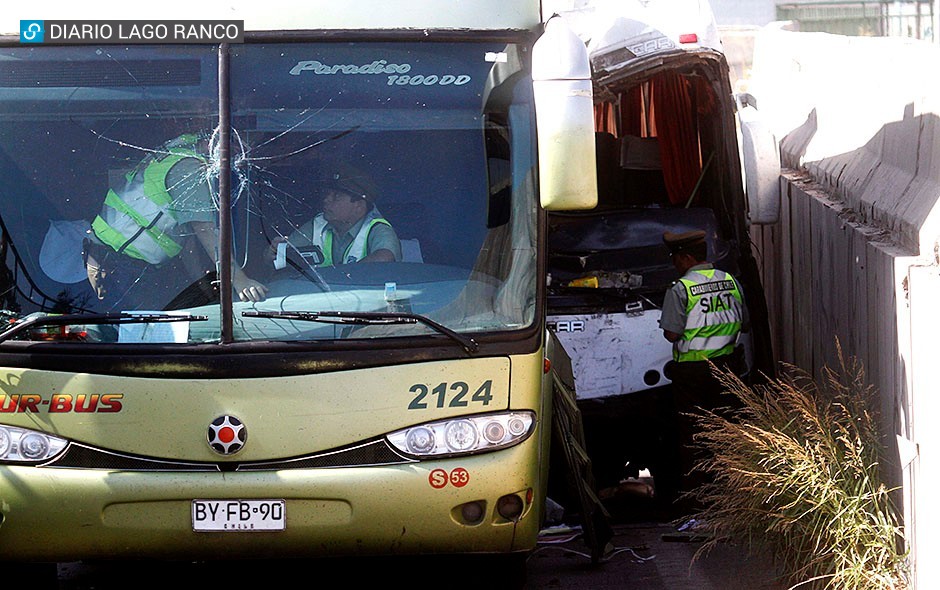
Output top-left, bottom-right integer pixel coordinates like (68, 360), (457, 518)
(526, 480), (788, 590)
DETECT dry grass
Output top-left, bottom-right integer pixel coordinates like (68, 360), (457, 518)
(687, 347), (908, 590)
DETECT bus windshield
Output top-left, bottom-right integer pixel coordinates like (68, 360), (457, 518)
(0, 41), (537, 344)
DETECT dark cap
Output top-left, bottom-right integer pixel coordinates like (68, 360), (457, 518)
(663, 230), (706, 254)
(323, 164), (378, 202)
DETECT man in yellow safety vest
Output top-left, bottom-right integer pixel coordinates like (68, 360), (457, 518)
(273, 169), (401, 269)
(658, 229), (749, 510)
(82, 133), (268, 305)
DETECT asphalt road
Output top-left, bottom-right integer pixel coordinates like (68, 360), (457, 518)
(48, 526), (785, 590)
(526, 520), (787, 589)
(521, 479), (789, 590)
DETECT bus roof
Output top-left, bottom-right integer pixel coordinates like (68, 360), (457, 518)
(544, 0), (723, 58)
(0, 0), (542, 37)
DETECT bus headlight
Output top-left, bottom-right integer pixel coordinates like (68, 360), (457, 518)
(0, 425), (68, 463)
(0, 428), (11, 456)
(387, 412), (535, 458)
(444, 420), (478, 453)
(405, 426), (435, 454)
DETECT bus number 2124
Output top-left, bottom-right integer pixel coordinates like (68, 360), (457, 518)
(408, 380), (493, 410)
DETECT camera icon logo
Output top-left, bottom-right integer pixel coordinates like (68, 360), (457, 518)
(20, 21), (45, 44)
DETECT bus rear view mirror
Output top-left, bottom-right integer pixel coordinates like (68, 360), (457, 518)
(533, 16), (598, 212)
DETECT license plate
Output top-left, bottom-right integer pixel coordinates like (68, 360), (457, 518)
(192, 499), (286, 532)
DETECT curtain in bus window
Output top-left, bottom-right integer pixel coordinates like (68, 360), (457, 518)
(594, 102), (616, 136)
(619, 85), (652, 138)
(651, 71), (702, 206)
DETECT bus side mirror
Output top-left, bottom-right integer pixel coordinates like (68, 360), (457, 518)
(737, 95), (781, 225)
(532, 16), (598, 211)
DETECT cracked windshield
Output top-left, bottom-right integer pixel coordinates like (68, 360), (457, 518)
(0, 41), (536, 343)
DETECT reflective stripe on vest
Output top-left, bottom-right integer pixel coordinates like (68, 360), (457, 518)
(674, 268), (745, 362)
(91, 134), (207, 264)
(310, 212), (391, 267)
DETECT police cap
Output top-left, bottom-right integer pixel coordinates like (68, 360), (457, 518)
(323, 164), (378, 202)
(663, 230), (706, 255)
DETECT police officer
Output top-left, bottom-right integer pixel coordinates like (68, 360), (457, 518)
(658, 229), (749, 509)
(273, 170), (401, 268)
(84, 133), (268, 304)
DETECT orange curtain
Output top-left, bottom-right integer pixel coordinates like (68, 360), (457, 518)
(651, 72), (702, 205)
(594, 102), (617, 135)
(619, 85), (654, 137)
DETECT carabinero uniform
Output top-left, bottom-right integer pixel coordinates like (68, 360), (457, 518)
(661, 265), (747, 363)
(658, 236), (749, 509)
(84, 134), (218, 308)
(91, 134), (212, 265)
(287, 208), (400, 267)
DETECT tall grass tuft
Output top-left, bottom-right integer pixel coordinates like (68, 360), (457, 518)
(688, 346), (908, 590)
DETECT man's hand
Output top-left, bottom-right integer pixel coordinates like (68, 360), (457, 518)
(234, 270), (268, 302)
(192, 221), (269, 302)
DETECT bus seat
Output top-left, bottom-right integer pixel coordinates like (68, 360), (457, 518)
(619, 135), (668, 206)
(595, 132), (622, 205)
(400, 238), (423, 263)
(619, 135), (662, 170)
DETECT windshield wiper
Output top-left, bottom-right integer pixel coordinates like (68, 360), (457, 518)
(0, 312), (208, 344)
(242, 310), (479, 354)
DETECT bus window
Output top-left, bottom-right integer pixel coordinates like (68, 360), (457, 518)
(0, 42), (537, 345)
(0, 45), (221, 339)
(222, 42), (538, 343)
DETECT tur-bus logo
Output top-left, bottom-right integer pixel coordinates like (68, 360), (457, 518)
(0, 394), (124, 413)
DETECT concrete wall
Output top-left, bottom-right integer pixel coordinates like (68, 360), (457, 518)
(749, 26), (940, 588)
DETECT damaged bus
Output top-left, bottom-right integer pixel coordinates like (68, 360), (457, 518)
(545, 0), (779, 497)
(0, 1), (598, 580)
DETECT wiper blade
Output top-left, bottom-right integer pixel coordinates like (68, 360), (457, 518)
(243, 310), (479, 354)
(0, 312), (208, 344)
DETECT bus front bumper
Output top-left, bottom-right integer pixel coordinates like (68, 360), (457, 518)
(0, 446), (543, 562)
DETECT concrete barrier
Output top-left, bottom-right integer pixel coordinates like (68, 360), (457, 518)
(749, 25), (940, 589)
